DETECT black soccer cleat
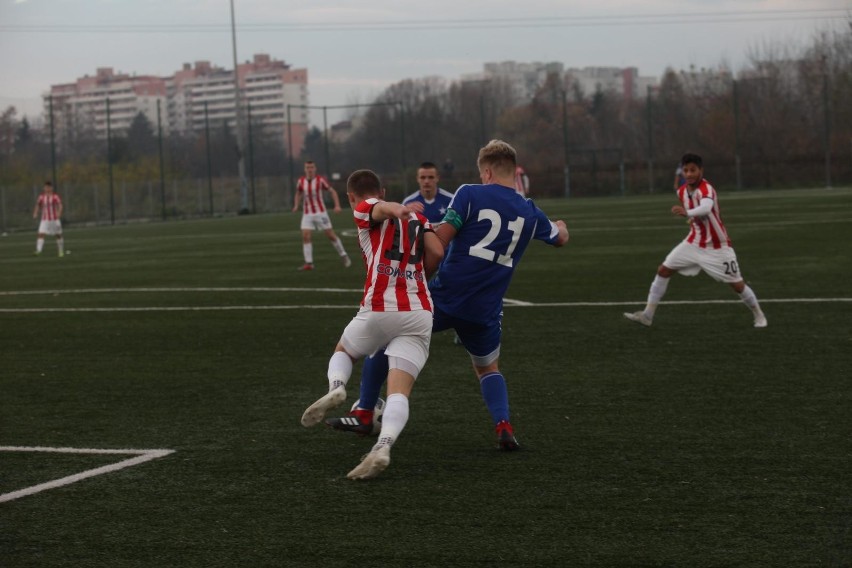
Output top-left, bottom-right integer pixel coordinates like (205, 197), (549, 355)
(325, 409), (375, 436)
(495, 420), (520, 451)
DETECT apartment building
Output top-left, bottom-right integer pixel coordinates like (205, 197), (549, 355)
(43, 53), (309, 155)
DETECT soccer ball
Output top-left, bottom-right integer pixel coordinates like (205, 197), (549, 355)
(350, 397), (385, 435)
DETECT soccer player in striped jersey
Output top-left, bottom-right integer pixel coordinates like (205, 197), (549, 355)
(402, 162), (455, 223)
(32, 181), (64, 257)
(329, 140), (569, 451)
(301, 169), (444, 480)
(292, 161), (351, 271)
(624, 153), (767, 328)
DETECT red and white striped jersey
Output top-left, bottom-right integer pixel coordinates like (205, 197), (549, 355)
(38, 193), (62, 221)
(297, 176), (332, 214)
(354, 198), (433, 313)
(678, 179), (732, 249)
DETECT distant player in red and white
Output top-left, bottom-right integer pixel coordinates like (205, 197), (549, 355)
(513, 164), (529, 196)
(301, 169), (444, 480)
(32, 181), (65, 257)
(291, 160), (351, 271)
(624, 153), (767, 328)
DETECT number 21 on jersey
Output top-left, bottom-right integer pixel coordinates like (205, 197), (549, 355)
(469, 209), (524, 267)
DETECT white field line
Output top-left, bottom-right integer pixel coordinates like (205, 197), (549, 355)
(1, 297), (850, 314)
(0, 287), (361, 296)
(0, 446), (175, 504)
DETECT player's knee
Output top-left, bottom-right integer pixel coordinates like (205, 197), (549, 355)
(657, 265), (674, 278)
(730, 280), (745, 293)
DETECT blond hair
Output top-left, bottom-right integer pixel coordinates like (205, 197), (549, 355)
(477, 139), (517, 177)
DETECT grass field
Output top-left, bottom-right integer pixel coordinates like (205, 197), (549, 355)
(1, 188), (851, 567)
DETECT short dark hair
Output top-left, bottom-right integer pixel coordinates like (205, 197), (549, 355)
(347, 169), (382, 197)
(44, 181), (53, 187)
(419, 161), (438, 170)
(681, 153), (703, 168)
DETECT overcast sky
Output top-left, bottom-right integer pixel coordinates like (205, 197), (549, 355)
(1, 0), (849, 127)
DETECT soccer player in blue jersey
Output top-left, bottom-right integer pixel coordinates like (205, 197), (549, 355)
(402, 162), (455, 223)
(328, 140), (569, 451)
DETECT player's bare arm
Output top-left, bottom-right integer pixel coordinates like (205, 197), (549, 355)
(328, 187), (342, 213)
(422, 231), (444, 278)
(553, 220), (569, 247)
(370, 201), (412, 222)
(434, 221), (457, 249)
(292, 192), (302, 212)
(406, 201), (425, 214)
(32, 203), (39, 219)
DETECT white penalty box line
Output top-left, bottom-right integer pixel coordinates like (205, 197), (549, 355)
(0, 446), (175, 504)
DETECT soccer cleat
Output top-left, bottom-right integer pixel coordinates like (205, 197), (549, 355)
(33, 251), (41, 256)
(347, 445), (391, 480)
(58, 251), (64, 258)
(298, 263), (314, 271)
(753, 314), (768, 328)
(342, 255), (352, 268)
(301, 386), (346, 427)
(623, 311), (653, 327)
(326, 409), (374, 436)
(495, 420), (520, 451)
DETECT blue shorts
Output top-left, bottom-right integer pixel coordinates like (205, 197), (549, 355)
(433, 305), (502, 364)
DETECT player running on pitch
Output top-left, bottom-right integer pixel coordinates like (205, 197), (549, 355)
(327, 140), (569, 451)
(300, 169), (444, 480)
(624, 152), (767, 328)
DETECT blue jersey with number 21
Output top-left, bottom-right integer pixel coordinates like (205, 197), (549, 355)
(430, 183), (561, 324)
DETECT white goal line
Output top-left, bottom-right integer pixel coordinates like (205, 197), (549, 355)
(0, 446), (175, 504)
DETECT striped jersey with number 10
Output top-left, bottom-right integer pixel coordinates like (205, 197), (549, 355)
(297, 176), (332, 214)
(38, 193), (62, 221)
(354, 198), (433, 313)
(678, 179), (732, 249)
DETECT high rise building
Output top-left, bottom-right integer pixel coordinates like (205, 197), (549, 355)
(43, 53), (309, 155)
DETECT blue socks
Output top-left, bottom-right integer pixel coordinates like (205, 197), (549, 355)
(358, 349), (389, 410)
(479, 372), (510, 425)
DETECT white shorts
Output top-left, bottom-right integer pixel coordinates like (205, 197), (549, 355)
(301, 212), (333, 231)
(38, 220), (62, 236)
(339, 309), (433, 379)
(663, 241), (744, 283)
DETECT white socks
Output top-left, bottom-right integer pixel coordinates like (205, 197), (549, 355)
(303, 243), (313, 264)
(327, 351), (352, 391)
(739, 285), (764, 316)
(645, 275), (670, 318)
(36, 238), (44, 253)
(56, 237), (64, 255)
(374, 393), (408, 450)
(332, 237), (346, 257)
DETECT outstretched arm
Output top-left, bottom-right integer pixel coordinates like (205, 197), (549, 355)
(552, 220), (569, 247)
(370, 201), (412, 222)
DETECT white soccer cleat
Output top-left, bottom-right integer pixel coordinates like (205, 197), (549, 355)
(346, 445), (391, 480)
(342, 255), (352, 268)
(753, 314), (768, 328)
(301, 386), (346, 427)
(623, 311), (653, 327)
